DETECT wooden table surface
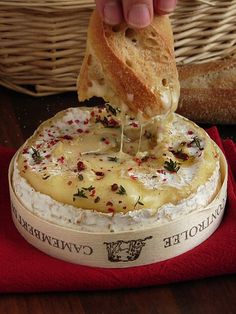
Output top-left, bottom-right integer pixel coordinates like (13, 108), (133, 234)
(0, 86), (235, 314)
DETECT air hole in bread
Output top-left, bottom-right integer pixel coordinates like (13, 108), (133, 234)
(98, 78), (105, 86)
(125, 28), (137, 42)
(126, 59), (133, 68)
(144, 38), (157, 47)
(87, 54), (92, 66)
(87, 81), (93, 87)
(151, 31), (156, 37)
(104, 31), (110, 37)
(112, 25), (121, 32)
(160, 54), (169, 64)
(163, 54), (169, 61)
(162, 79), (168, 87)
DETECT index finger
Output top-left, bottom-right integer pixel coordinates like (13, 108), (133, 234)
(95, 0), (123, 25)
(154, 0), (177, 14)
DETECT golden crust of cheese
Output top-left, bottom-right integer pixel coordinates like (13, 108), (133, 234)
(17, 106), (219, 214)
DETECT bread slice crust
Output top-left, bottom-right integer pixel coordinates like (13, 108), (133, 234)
(177, 58), (236, 124)
(78, 10), (180, 119)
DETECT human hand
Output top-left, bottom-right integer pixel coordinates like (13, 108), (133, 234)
(95, 0), (177, 28)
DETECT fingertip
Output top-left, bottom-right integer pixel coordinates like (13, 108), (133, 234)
(154, 0), (177, 15)
(102, 0), (123, 25)
(124, 3), (153, 29)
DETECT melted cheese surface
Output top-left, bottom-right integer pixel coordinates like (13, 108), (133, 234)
(17, 106), (219, 214)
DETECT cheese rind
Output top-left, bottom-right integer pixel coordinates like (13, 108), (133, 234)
(13, 157), (220, 232)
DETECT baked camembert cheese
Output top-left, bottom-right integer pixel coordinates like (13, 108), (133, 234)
(13, 105), (221, 232)
(12, 10), (221, 234)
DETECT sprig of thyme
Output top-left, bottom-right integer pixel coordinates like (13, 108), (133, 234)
(78, 174), (84, 181)
(191, 136), (203, 150)
(134, 196), (144, 209)
(82, 185), (95, 192)
(73, 186), (95, 201)
(42, 175), (50, 180)
(108, 156), (119, 162)
(73, 188), (88, 200)
(106, 104), (117, 116)
(164, 159), (180, 173)
(31, 147), (43, 163)
(116, 185), (127, 195)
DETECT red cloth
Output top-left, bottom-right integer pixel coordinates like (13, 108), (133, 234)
(0, 127), (235, 293)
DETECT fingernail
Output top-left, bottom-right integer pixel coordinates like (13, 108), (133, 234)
(128, 4), (151, 28)
(157, 0), (177, 13)
(103, 1), (122, 25)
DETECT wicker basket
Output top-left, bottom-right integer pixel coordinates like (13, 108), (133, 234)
(0, 0), (236, 96)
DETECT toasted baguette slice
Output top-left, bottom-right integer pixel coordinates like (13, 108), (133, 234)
(177, 58), (236, 124)
(78, 10), (180, 119)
